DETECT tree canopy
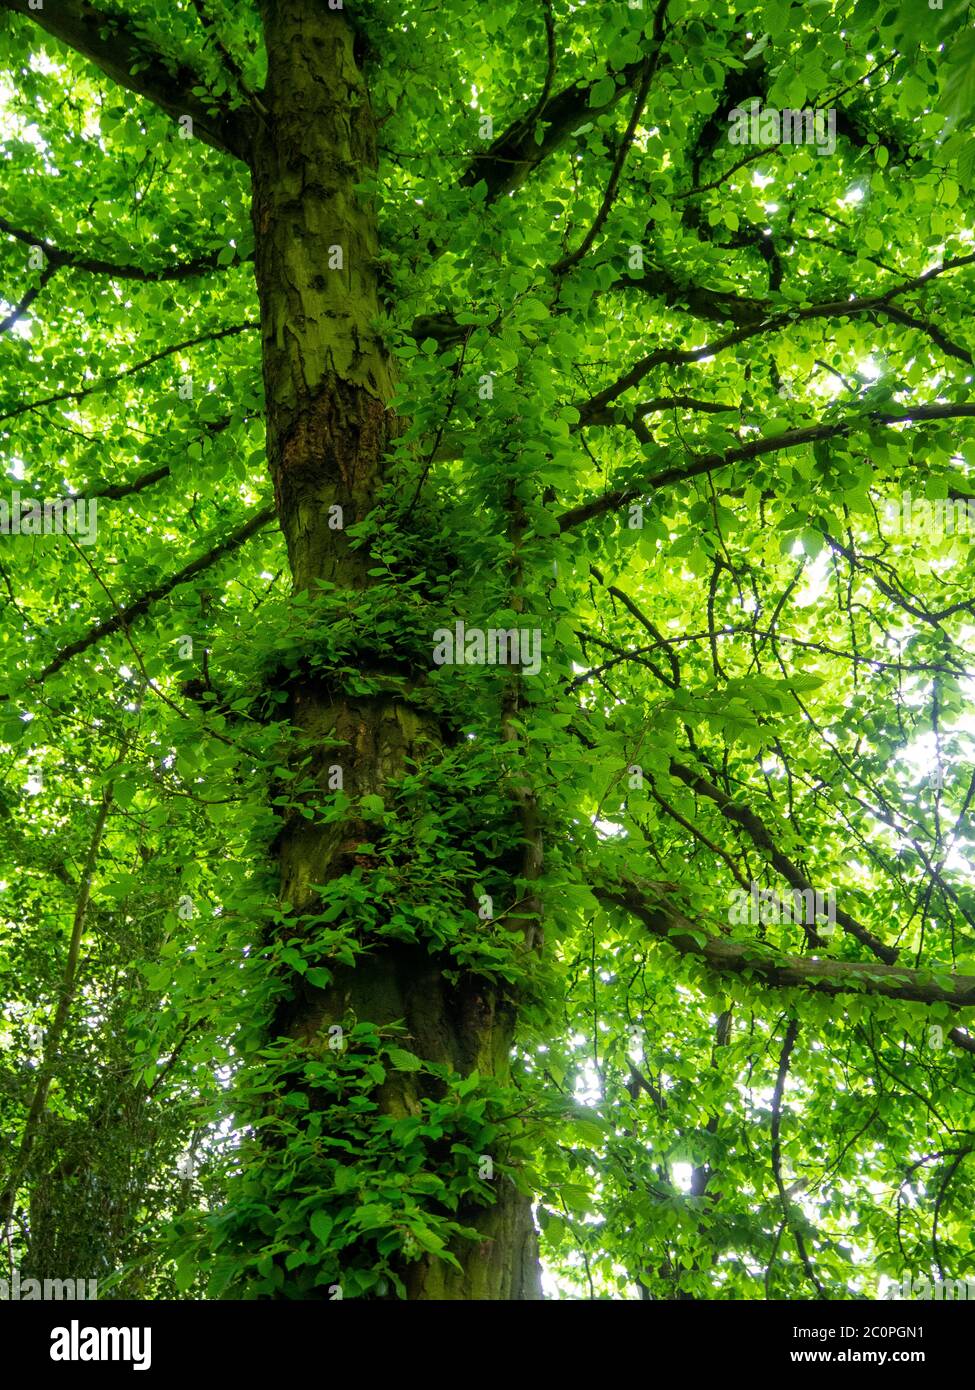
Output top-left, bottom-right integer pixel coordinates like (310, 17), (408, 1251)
(1, 0), (974, 1302)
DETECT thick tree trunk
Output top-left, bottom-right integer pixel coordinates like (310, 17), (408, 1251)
(249, 1), (541, 1299)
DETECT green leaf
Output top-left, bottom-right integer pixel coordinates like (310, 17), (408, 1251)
(409, 1224), (445, 1253)
(310, 1210), (333, 1246)
(388, 1048), (424, 1072)
(174, 1257), (196, 1295)
(589, 76), (617, 108)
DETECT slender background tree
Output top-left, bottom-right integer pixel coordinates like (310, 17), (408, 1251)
(0, 0), (974, 1301)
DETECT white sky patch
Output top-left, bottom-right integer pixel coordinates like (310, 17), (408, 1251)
(671, 1161), (693, 1192)
(857, 356), (883, 381)
(593, 818), (625, 838)
(573, 1056), (603, 1107)
(792, 549), (831, 607)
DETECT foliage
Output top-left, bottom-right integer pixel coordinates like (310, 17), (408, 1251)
(1, 0), (975, 1300)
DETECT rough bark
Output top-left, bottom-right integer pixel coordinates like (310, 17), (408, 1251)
(250, 0), (541, 1300)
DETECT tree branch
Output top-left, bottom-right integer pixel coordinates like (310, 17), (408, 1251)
(0, 261), (57, 335)
(575, 254), (975, 422)
(0, 320), (259, 423)
(188, 0), (267, 118)
(599, 880), (975, 1009)
(0, 215), (252, 281)
(667, 759), (896, 963)
(551, 0), (670, 276)
(0, 780), (113, 1240)
(22, 503), (276, 688)
(460, 26), (670, 203)
(0, 0), (255, 161)
(558, 403), (975, 532)
(611, 268), (771, 326)
(768, 1019), (826, 1297)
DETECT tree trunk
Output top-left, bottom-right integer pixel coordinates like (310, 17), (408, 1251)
(249, 0), (542, 1300)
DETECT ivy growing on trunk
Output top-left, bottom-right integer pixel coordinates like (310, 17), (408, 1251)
(1, 0), (974, 1302)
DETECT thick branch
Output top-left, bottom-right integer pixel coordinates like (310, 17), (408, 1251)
(460, 35), (669, 203)
(577, 254), (975, 422)
(0, 261), (57, 335)
(600, 881), (975, 1009)
(0, 215), (252, 281)
(667, 759), (896, 963)
(558, 403), (975, 531)
(611, 269), (771, 326)
(0, 0), (255, 161)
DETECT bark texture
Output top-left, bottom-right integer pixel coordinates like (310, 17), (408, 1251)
(250, 0), (542, 1300)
